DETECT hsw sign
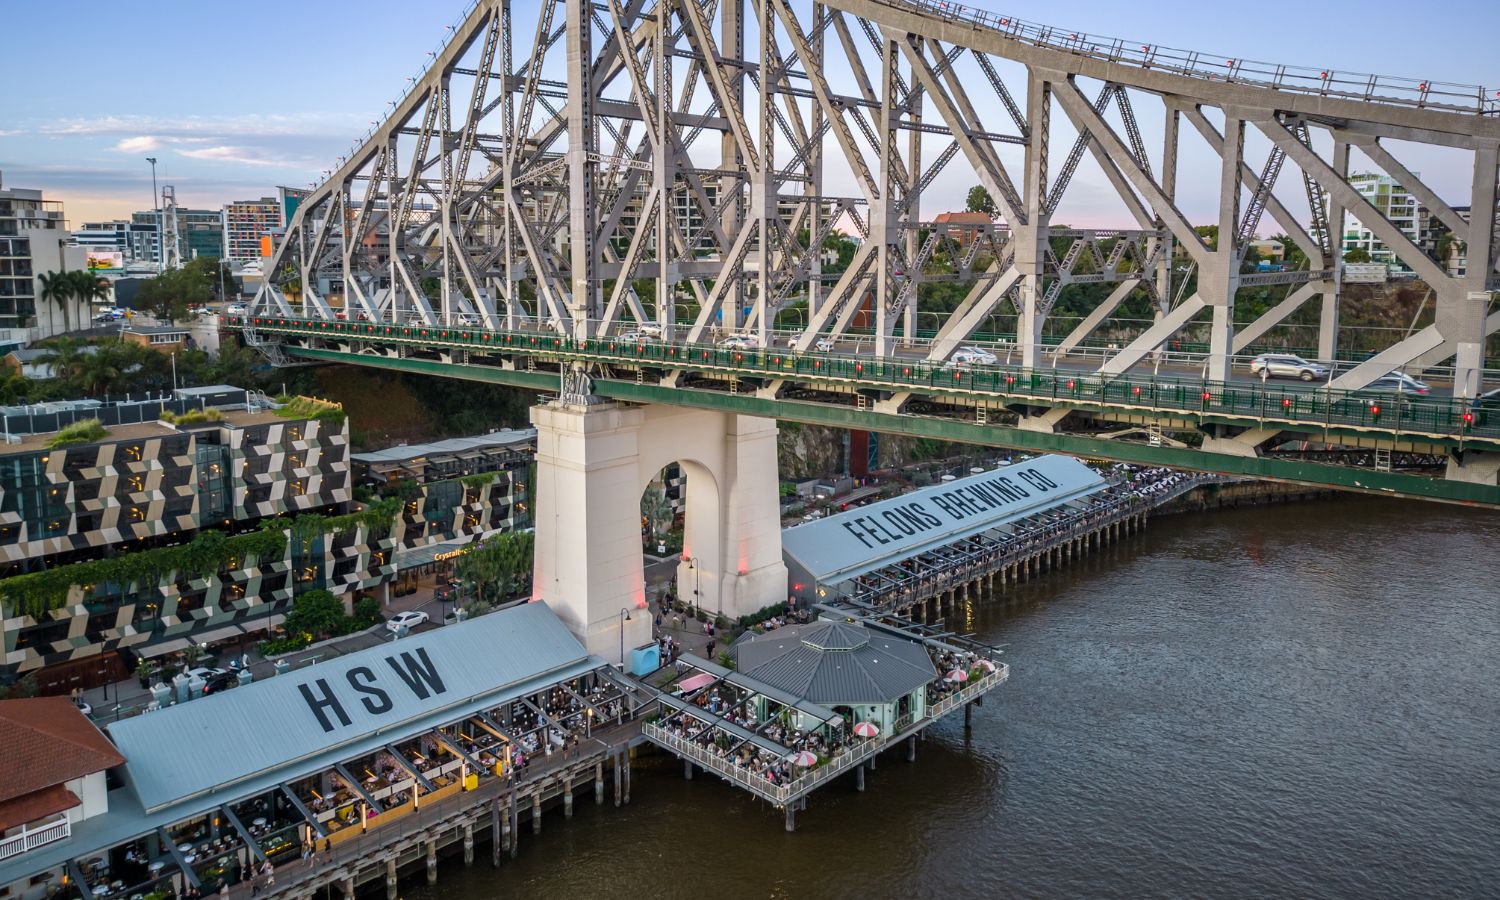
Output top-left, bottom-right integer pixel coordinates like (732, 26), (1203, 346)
(296, 647), (448, 734)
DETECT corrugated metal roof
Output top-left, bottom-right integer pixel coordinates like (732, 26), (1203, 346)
(107, 601), (587, 813)
(782, 454), (1106, 584)
(351, 429), (535, 464)
(733, 620), (935, 706)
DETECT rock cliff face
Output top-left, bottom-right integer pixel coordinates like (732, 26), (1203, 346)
(776, 422), (845, 480)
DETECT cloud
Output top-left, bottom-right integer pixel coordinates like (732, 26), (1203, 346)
(176, 145), (300, 167)
(115, 136), (162, 153)
(43, 113), (359, 141)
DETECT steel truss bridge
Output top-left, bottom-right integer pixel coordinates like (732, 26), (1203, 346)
(245, 0), (1500, 505)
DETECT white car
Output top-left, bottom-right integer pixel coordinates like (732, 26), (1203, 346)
(406, 315), (429, 327)
(189, 305), (212, 317)
(716, 333), (761, 350)
(813, 338), (835, 352)
(950, 346), (998, 365)
(224, 304), (247, 315)
(635, 323), (664, 337)
(618, 330), (656, 343)
(452, 313), (482, 326)
(184, 666), (226, 681)
(386, 610), (430, 633)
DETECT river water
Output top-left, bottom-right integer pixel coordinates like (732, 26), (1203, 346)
(407, 497), (1500, 899)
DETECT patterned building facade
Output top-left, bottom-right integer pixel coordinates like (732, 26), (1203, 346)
(0, 394), (395, 680)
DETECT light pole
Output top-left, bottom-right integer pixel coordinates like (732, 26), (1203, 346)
(146, 157), (160, 270)
(617, 607), (632, 670)
(685, 557), (700, 618)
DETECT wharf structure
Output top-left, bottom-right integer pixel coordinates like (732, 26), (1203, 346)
(0, 602), (649, 900)
(642, 610), (1008, 831)
(782, 455), (1205, 620)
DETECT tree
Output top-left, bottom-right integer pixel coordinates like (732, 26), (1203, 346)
(283, 588), (347, 640)
(38, 337), (92, 383)
(182, 257), (235, 301)
(455, 531), (534, 606)
(37, 271), (75, 334)
(136, 266), (211, 323)
(965, 186), (996, 216)
(68, 270), (110, 314)
(1343, 247), (1372, 263)
(641, 485), (675, 544)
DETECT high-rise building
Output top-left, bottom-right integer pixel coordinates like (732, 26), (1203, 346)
(0, 174), (88, 341)
(1328, 173), (1423, 272)
(222, 197), (280, 263)
(127, 208), (224, 265)
(0, 388), (395, 683)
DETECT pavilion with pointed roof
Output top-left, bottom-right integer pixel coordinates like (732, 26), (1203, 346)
(731, 619), (937, 737)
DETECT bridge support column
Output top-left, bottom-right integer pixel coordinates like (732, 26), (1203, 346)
(385, 858), (397, 900)
(595, 763), (605, 804)
(343, 877), (355, 900)
(531, 795), (542, 835)
(531, 401), (786, 660)
(463, 822), (474, 865)
(564, 781), (574, 819)
(426, 840), (438, 885)
(491, 800), (502, 866)
(856, 763), (865, 792)
(907, 736), (917, 762)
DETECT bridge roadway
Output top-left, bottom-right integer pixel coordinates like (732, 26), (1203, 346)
(231, 315), (1500, 506)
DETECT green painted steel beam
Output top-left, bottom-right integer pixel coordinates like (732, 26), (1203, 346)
(285, 345), (1500, 506)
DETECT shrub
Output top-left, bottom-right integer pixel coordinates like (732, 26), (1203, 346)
(46, 418), (108, 448)
(160, 407), (225, 425)
(257, 634), (312, 656)
(351, 597), (382, 628)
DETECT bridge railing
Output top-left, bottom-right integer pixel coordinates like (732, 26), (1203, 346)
(883, 0), (1498, 115)
(232, 315), (1500, 443)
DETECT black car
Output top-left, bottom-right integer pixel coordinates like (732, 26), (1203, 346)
(202, 671), (238, 695)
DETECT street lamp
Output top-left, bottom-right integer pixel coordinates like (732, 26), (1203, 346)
(684, 557), (700, 618)
(617, 607), (632, 670)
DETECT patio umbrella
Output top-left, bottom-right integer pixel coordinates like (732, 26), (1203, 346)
(976, 658), (998, 673)
(677, 672), (717, 693)
(852, 721), (879, 738)
(787, 750), (818, 767)
(946, 668), (970, 683)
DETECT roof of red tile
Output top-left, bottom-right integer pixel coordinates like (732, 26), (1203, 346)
(0, 697), (125, 803)
(0, 784), (80, 832)
(932, 211), (995, 224)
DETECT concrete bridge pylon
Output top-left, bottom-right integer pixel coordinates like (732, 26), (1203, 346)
(531, 397), (787, 665)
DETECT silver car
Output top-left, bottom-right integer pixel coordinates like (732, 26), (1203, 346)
(1249, 353), (1329, 382)
(950, 346), (998, 365)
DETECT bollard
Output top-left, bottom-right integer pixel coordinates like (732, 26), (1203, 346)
(463, 822), (474, 866)
(426, 840), (438, 885)
(385, 858), (397, 900)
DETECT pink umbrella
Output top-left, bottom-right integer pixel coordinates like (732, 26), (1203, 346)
(677, 672), (716, 692)
(976, 658), (999, 673)
(787, 750), (818, 767)
(852, 721), (879, 738)
(946, 668), (970, 683)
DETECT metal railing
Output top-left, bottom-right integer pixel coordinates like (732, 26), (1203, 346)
(642, 662), (1009, 805)
(0, 817), (70, 862)
(885, 0), (1498, 116)
(234, 315), (1500, 444)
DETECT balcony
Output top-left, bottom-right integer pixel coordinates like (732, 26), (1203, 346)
(0, 816), (71, 862)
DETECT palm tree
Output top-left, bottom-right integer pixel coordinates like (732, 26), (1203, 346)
(68, 270), (109, 320)
(37, 337), (90, 383)
(641, 485), (675, 545)
(36, 271), (71, 335)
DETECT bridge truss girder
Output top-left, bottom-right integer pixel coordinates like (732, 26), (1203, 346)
(250, 0), (1500, 492)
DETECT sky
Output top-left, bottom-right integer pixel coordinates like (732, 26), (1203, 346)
(1, 0), (1496, 228)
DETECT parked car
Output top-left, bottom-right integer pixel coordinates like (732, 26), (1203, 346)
(189, 305), (212, 317)
(950, 346), (998, 365)
(224, 303), (247, 315)
(386, 610), (430, 633)
(183, 666), (226, 682)
(202, 671), (237, 695)
(1248, 353), (1329, 382)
